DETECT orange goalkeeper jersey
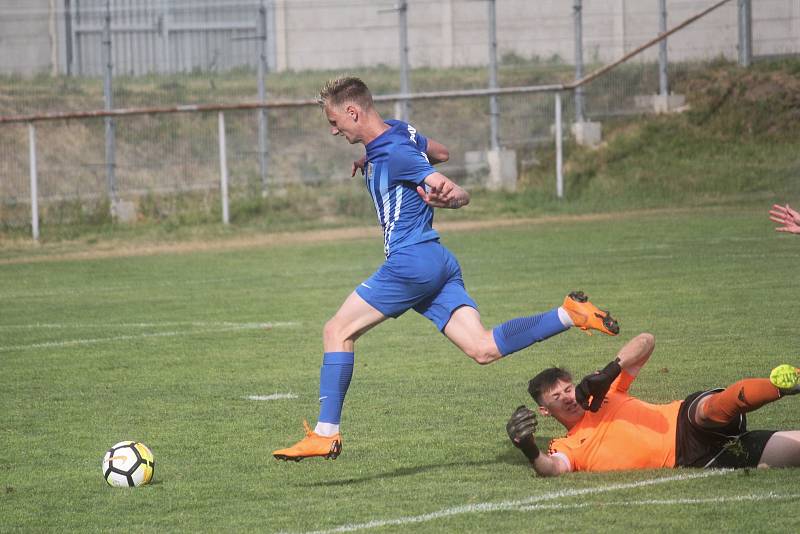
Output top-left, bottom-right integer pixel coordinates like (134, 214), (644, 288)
(548, 371), (682, 472)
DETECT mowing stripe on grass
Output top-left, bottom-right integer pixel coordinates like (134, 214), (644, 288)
(0, 321), (298, 352)
(292, 470), (731, 534)
(0, 208), (711, 266)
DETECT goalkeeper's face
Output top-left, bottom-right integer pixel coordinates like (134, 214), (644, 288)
(539, 379), (585, 428)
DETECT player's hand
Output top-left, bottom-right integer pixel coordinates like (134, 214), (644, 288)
(507, 405), (538, 443)
(769, 203), (800, 234)
(574, 359), (622, 412)
(352, 155), (366, 177)
(416, 180), (453, 208)
(506, 405), (541, 460)
(416, 174), (469, 209)
(575, 373), (612, 412)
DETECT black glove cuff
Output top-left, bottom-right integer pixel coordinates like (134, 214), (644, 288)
(601, 358), (622, 379)
(518, 436), (541, 461)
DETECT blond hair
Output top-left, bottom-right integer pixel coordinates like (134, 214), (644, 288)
(317, 76), (374, 109)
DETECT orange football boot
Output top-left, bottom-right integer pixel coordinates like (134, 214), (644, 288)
(562, 291), (619, 336)
(273, 420), (342, 461)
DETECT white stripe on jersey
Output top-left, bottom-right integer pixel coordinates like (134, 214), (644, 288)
(367, 169), (382, 227)
(385, 186), (404, 256)
(380, 166), (392, 256)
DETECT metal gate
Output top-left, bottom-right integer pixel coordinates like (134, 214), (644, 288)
(65, 0), (275, 76)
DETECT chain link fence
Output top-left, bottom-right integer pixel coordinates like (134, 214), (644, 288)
(1, 0), (798, 232)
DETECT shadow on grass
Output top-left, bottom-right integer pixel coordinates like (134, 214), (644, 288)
(496, 437), (555, 466)
(296, 437), (556, 487)
(297, 459), (504, 487)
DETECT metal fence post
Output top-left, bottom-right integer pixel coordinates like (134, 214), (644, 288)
(396, 0), (410, 121)
(65, 0), (74, 76)
(218, 112), (230, 225)
(573, 0), (585, 123)
(160, 0), (170, 73)
(658, 0), (669, 96)
(488, 0), (499, 150)
(102, 0), (118, 212)
(28, 123), (40, 240)
(266, 0), (277, 70)
(74, 0), (83, 75)
(555, 92), (564, 199)
(738, 0), (752, 67)
(257, 0), (270, 197)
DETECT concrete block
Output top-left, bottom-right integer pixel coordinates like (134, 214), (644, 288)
(463, 149), (517, 191)
(464, 150), (489, 185)
(634, 95), (653, 109)
(486, 149), (518, 192)
(653, 94), (686, 114)
(112, 200), (137, 224)
(571, 121), (602, 147)
(634, 94), (687, 114)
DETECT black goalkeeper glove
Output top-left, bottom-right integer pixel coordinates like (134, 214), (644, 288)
(506, 405), (540, 461)
(574, 358), (622, 412)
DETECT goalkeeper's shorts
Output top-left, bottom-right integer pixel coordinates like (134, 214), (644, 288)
(675, 389), (776, 469)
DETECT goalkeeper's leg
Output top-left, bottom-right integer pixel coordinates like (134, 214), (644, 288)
(736, 366), (800, 467)
(694, 378), (782, 428)
(757, 431), (800, 467)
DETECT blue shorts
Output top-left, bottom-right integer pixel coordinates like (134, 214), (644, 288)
(355, 240), (478, 331)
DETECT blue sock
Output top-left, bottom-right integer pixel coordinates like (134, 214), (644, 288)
(317, 351), (354, 424)
(492, 308), (568, 357)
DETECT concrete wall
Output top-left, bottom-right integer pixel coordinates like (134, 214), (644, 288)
(1, 0), (800, 77)
(272, 0), (800, 71)
(0, 0), (58, 76)
(752, 0), (800, 56)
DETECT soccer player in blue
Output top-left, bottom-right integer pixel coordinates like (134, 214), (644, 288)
(273, 77), (620, 461)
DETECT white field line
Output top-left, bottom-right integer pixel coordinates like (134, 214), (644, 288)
(516, 491), (800, 511)
(0, 277), (247, 299)
(246, 393), (298, 401)
(290, 470), (731, 534)
(0, 321), (298, 353)
(0, 321), (286, 330)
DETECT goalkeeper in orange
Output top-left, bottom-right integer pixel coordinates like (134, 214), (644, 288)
(506, 333), (800, 475)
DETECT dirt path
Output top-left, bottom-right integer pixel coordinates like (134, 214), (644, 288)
(0, 207), (706, 265)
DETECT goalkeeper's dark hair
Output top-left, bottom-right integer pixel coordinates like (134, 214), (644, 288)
(528, 367), (572, 405)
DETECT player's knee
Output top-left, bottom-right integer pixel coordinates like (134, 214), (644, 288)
(692, 395), (726, 429)
(472, 353), (497, 365)
(463, 339), (500, 365)
(323, 317), (349, 346)
(692, 410), (713, 428)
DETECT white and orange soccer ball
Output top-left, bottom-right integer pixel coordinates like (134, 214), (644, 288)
(102, 441), (155, 487)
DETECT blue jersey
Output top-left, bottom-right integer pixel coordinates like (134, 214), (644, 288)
(364, 119), (439, 257)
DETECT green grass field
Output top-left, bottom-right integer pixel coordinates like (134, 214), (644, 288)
(1, 206), (798, 532)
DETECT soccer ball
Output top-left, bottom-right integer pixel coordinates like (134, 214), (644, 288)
(102, 441), (155, 487)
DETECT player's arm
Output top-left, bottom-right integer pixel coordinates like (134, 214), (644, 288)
(506, 406), (571, 477)
(575, 332), (655, 411)
(417, 172), (470, 209)
(425, 139), (450, 165)
(615, 332), (655, 377)
(530, 450), (571, 477)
